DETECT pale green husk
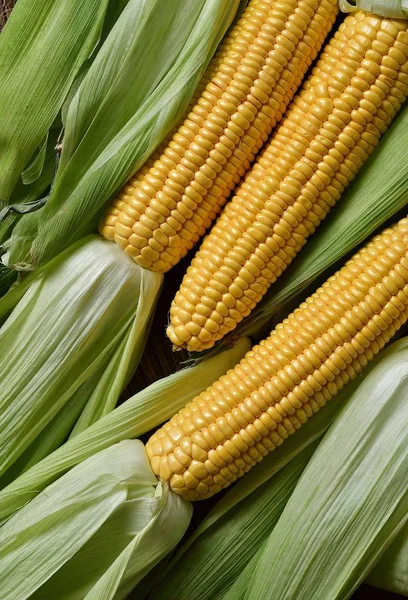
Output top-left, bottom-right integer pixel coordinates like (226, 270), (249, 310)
(0, 335), (250, 522)
(0, 440), (191, 600)
(367, 522), (408, 596)
(0, 236), (162, 483)
(229, 101), (408, 340)
(6, 0), (239, 270)
(339, 0), (408, 18)
(247, 339), (408, 600)
(0, 0), (111, 202)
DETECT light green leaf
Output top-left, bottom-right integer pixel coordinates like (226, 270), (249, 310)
(247, 339), (408, 600)
(339, 0), (408, 18)
(0, 335), (250, 521)
(21, 132), (49, 185)
(0, 237), (162, 480)
(0, 122), (59, 247)
(0, 0), (111, 201)
(0, 440), (191, 600)
(367, 522), (408, 596)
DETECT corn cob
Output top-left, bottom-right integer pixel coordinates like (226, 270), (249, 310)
(168, 11), (408, 351)
(147, 217), (408, 501)
(99, 0), (339, 272)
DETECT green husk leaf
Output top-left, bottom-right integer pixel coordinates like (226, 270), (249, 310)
(367, 522), (408, 596)
(231, 101), (408, 340)
(0, 0), (111, 201)
(0, 265), (16, 298)
(8, 0), (239, 269)
(152, 442), (319, 600)
(221, 546), (264, 600)
(0, 335), (250, 521)
(0, 440), (191, 600)
(247, 339), (408, 600)
(0, 236), (162, 481)
(0, 122), (59, 246)
(21, 132), (49, 185)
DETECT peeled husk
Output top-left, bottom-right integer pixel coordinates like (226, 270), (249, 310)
(0, 236), (162, 483)
(0, 440), (191, 600)
(0, 335), (250, 521)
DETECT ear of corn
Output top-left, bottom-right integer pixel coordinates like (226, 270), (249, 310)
(0, 440), (192, 600)
(168, 11), (408, 352)
(0, 0), (111, 202)
(5, 0), (239, 271)
(232, 98), (408, 340)
(0, 237), (163, 484)
(147, 217), (408, 501)
(149, 337), (408, 600)
(100, 0), (339, 272)
(0, 336), (250, 522)
(247, 336), (408, 600)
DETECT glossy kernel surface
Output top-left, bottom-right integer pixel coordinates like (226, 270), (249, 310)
(148, 219), (408, 500)
(100, 0), (339, 272)
(168, 11), (408, 351)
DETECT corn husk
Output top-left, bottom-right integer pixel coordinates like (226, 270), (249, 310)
(339, 0), (408, 18)
(5, 0), (239, 270)
(0, 0), (111, 202)
(225, 101), (408, 340)
(0, 265), (16, 298)
(0, 120), (60, 247)
(247, 338), (408, 600)
(151, 443), (319, 600)
(0, 236), (162, 483)
(223, 527), (408, 600)
(0, 335), (250, 522)
(0, 440), (191, 600)
(222, 485), (408, 600)
(367, 523), (408, 596)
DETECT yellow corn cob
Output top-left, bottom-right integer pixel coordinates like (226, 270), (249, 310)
(147, 217), (408, 501)
(167, 12), (408, 352)
(99, 0), (339, 272)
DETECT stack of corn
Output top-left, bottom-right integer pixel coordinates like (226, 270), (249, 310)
(100, 7), (408, 354)
(0, 2), (407, 599)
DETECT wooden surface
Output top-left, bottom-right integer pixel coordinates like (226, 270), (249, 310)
(0, 0), (14, 30)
